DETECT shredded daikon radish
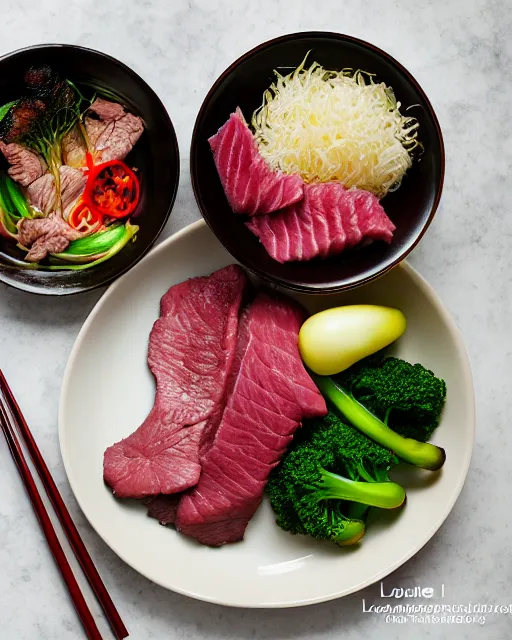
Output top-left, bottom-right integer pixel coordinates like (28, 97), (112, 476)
(251, 59), (420, 198)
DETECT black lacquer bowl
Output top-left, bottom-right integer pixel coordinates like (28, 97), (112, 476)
(0, 44), (179, 295)
(191, 32), (444, 294)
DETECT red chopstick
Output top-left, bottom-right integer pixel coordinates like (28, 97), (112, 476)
(0, 370), (128, 640)
(0, 400), (102, 639)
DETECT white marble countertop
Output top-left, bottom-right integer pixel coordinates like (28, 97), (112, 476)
(0, 1), (510, 638)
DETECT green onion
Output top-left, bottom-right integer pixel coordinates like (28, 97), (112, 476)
(0, 100), (17, 122)
(0, 205), (18, 236)
(0, 172), (33, 220)
(4, 175), (33, 218)
(46, 222), (139, 270)
(0, 175), (18, 221)
(61, 224), (126, 256)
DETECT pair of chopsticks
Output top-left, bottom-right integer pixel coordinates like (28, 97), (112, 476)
(0, 370), (128, 640)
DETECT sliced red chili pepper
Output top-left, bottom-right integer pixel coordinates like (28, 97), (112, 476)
(68, 201), (104, 234)
(83, 153), (140, 220)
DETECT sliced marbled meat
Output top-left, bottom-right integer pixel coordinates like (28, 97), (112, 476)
(175, 293), (327, 547)
(0, 141), (47, 186)
(246, 182), (395, 263)
(208, 108), (304, 216)
(103, 265), (248, 499)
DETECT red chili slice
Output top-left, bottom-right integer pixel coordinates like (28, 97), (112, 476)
(83, 153), (140, 219)
(68, 201), (103, 234)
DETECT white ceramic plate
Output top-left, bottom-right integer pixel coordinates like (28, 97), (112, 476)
(59, 220), (475, 608)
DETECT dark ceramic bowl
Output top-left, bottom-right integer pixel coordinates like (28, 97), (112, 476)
(0, 44), (179, 295)
(191, 32), (444, 294)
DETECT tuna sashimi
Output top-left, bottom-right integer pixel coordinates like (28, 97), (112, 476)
(103, 265), (248, 499)
(175, 293), (327, 547)
(246, 182), (396, 263)
(209, 108), (304, 216)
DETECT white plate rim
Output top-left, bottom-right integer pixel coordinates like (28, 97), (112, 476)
(58, 219), (476, 608)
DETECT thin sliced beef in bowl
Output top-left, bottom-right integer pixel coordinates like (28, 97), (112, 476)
(26, 166), (87, 218)
(17, 211), (82, 262)
(60, 166), (87, 218)
(85, 98), (144, 163)
(25, 173), (56, 215)
(0, 141), (47, 186)
(62, 125), (87, 169)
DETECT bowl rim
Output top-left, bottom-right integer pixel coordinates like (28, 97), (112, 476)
(0, 43), (180, 297)
(190, 30), (445, 294)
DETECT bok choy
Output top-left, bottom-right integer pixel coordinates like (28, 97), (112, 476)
(47, 222), (139, 270)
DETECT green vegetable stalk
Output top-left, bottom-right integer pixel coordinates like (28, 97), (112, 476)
(47, 222), (139, 270)
(312, 468), (405, 509)
(0, 100), (17, 122)
(4, 175), (33, 218)
(0, 205), (18, 236)
(313, 375), (446, 471)
(0, 173), (33, 221)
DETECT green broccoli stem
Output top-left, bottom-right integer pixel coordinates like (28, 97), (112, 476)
(347, 502), (370, 521)
(313, 375), (446, 471)
(316, 469), (405, 509)
(335, 519), (366, 547)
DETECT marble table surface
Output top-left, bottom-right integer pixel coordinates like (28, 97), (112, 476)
(0, 1), (510, 638)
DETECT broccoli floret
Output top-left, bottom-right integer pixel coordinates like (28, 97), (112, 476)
(314, 369), (446, 470)
(267, 413), (405, 547)
(337, 357), (447, 442)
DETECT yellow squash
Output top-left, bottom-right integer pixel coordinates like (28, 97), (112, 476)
(299, 305), (407, 376)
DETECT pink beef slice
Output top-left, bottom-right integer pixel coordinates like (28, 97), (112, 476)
(0, 141), (47, 186)
(145, 494), (181, 526)
(85, 98), (144, 163)
(175, 292), (328, 547)
(25, 173), (56, 215)
(62, 125), (87, 168)
(146, 400), (227, 525)
(246, 182), (396, 263)
(60, 166), (88, 218)
(103, 265), (248, 499)
(17, 212), (83, 262)
(208, 108), (304, 216)
(26, 166), (87, 217)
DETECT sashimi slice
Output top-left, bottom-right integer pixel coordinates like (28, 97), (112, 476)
(208, 108), (304, 216)
(246, 183), (395, 263)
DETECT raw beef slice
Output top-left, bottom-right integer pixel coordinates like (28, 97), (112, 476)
(103, 265), (248, 499)
(209, 108), (304, 216)
(175, 292), (328, 546)
(246, 182), (396, 263)
(145, 494), (181, 526)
